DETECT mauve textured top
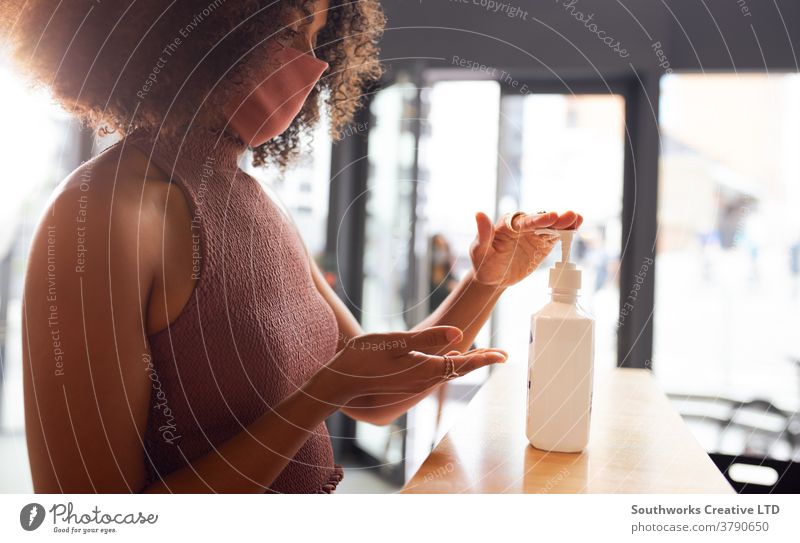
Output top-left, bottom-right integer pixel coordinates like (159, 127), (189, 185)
(123, 126), (343, 493)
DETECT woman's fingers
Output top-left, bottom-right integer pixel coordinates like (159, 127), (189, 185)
(402, 326), (464, 352)
(410, 349), (507, 382)
(552, 210), (578, 230)
(517, 211), (583, 232)
(448, 350), (507, 376)
(360, 326), (463, 354)
(516, 211), (558, 231)
(475, 212), (496, 247)
(390, 326), (464, 354)
(457, 347), (508, 357)
(471, 212), (497, 263)
(563, 212), (582, 230)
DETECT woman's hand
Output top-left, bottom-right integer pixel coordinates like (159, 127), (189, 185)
(316, 326), (507, 405)
(469, 210), (583, 288)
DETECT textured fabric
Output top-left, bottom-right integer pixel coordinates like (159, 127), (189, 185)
(122, 126), (342, 493)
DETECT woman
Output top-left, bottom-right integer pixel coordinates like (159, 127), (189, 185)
(429, 234), (459, 315)
(2, 0), (582, 493)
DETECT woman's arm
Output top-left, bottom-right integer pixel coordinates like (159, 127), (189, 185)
(310, 211), (583, 425)
(143, 371), (343, 493)
(309, 256), (504, 425)
(351, 274), (504, 424)
(411, 268), (504, 350)
(24, 158), (163, 493)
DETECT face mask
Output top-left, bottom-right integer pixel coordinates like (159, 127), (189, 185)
(224, 41), (329, 147)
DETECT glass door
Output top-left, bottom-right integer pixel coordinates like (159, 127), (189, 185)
(493, 92), (626, 371)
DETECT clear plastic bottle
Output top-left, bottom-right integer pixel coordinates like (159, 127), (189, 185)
(526, 229), (595, 453)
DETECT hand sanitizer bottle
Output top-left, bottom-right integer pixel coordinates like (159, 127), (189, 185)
(526, 229), (594, 453)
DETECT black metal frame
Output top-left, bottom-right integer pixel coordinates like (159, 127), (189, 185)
(325, 102), (372, 322)
(618, 72), (660, 370)
(323, 100), (372, 465)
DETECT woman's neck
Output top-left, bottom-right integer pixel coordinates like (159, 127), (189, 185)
(130, 122), (248, 171)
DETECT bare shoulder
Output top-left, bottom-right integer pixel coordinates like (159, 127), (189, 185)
(21, 140), (176, 491)
(51, 140), (172, 222)
(36, 139), (193, 268)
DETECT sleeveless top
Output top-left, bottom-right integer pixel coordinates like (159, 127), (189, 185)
(122, 126), (343, 493)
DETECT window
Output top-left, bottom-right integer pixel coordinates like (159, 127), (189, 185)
(0, 61), (76, 491)
(418, 79), (501, 359)
(655, 74), (800, 460)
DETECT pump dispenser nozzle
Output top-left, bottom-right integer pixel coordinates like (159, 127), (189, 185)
(535, 229), (581, 294)
(535, 228), (576, 263)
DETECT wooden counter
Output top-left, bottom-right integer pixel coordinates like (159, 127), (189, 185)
(402, 365), (733, 493)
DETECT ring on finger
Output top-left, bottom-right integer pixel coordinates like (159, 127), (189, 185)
(442, 354), (460, 380)
(504, 211), (527, 233)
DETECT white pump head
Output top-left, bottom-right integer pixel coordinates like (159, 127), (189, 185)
(535, 229), (582, 294)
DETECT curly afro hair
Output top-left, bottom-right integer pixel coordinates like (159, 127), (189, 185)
(0, 0), (385, 169)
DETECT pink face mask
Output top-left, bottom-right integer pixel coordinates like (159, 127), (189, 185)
(224, 41), (329, 147)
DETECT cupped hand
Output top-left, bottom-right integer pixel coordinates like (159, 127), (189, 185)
(322, 326), (507, 403)
(469, 210), (583, 288)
